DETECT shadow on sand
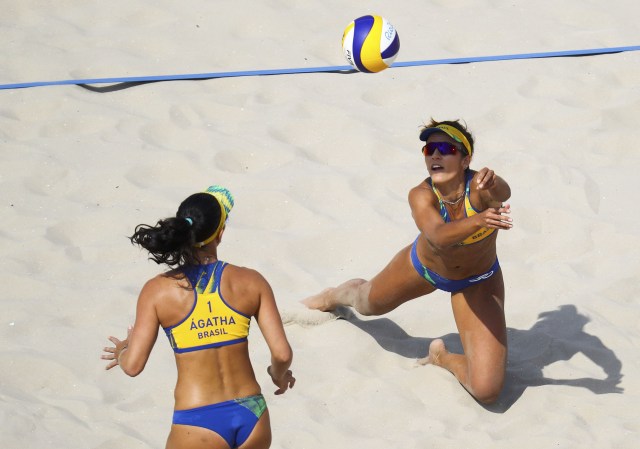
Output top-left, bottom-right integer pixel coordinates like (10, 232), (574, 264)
(333, 304), (623, 412)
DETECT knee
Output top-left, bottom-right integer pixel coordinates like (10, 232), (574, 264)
(473, 389), (501, 405)
(468, 378), (503, 405)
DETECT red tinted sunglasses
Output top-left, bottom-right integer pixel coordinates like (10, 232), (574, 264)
(422, 142), (464, 156)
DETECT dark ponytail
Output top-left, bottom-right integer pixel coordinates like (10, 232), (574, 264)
(130, 193), (222, 268)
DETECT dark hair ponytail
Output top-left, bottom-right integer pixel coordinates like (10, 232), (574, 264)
(130, 193), (222, 268)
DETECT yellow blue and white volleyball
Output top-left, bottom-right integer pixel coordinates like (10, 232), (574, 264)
(342, 15), (400, 73)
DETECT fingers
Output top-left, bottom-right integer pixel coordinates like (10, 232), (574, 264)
(282, 372), (296, 393)
(105, 360), (118, 370)
(485, 205), (513, 229)
(103, 334), (126, 371)
(275, 379), (295, 395)
(101, 345), (119, 370)
(274, 371), (295, 395)
(487, 218), (512, 229)
(476, 168), (495, 190)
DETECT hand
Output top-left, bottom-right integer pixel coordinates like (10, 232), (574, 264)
(478, 203), (513, 230)
(476, 167), (497, 190)
(101, 325), (132, 370)
(267, 366), (296, 395)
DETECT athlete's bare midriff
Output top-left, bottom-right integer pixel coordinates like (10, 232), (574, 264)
(173, 342), (261, 410)
(417, 231), (498, 279)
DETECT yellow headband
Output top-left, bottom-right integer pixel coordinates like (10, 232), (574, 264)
(423, 124), (473, 157)
(195, 185), (234, 247)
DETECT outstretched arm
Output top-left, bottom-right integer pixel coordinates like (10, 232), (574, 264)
(409, 184), (512, 249)
(102, 278), (161, 376)
(475, 167), (511, 207)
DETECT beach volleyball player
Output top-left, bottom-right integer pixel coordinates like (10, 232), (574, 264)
(303, 120), (512, 404)
(102, 185), (294, 449)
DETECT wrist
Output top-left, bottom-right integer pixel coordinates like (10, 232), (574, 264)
(268, 365), (284, 380)
(117, 347), (128, 365)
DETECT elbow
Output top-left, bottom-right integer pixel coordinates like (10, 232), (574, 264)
(120, 361), (146, 377)
(500, 186), (511, 202)
(272, 344), (293, 365)
(122, 367), (142, 377)
(491, 182), (511, 202)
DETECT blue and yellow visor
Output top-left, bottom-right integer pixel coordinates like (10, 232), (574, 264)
(195, 185), (235, 247)
(419, 124), (472, 157)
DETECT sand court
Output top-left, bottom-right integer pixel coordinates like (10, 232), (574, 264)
(1, 1), (638, 448)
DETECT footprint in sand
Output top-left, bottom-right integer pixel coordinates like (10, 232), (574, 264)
(280, 305), (357, 328)
(280, 305), (343, 328)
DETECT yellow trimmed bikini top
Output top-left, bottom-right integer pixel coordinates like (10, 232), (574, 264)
(428, 170), (495, 246)
(164, 261), (250, 353)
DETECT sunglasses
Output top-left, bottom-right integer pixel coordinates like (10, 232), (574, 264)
(421, 142), (465, 156)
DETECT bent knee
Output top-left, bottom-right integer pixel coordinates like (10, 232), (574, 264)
(469, 379), (503, 404)
(473, 389), (501, 405)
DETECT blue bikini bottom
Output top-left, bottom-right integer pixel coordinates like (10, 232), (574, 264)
(410, 237), (499, 293)
(172, 394), (267, 448)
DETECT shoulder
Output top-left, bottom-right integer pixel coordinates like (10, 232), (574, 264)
(409, 179), (433, 199)
(221, 264), (272, 296)
(409, 179), (437, 209)
(223, 263), (267, 283)
(142, 270), (190, 299)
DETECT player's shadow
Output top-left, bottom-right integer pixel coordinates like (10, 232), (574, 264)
(334, 304), (623, 412)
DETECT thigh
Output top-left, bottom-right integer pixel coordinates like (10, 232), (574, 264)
(451, 269), (507, 380)
(367, 244), (436, 315)
(166, 424), (230, 449)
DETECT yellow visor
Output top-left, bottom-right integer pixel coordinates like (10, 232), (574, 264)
(195, 185), (235, 247)
(419, 124), (472, 157)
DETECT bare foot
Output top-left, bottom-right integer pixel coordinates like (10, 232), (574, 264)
(416, 338), (447, 366)
(300, 288), (336, 312)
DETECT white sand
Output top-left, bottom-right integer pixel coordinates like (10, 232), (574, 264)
(2, 1), (638, 448)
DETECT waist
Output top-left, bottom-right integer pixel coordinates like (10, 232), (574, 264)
(417, 236), (498, 278)
(174, 387), (263, 411)
(174, 394), (266, 413)
(173, 349), (260, 410)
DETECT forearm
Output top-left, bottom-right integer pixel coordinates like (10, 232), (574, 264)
(117, 342), (149, 377)
(425, 218), (483, 248)
(267, 345), (295, 394)
(268, 346), (293, 380)
(116, 346), (137, 377)
(486, 176), (511, 203)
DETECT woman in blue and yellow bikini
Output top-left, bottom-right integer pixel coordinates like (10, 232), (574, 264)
(102, 186), (294, 449)
(303, 119), (512, 404)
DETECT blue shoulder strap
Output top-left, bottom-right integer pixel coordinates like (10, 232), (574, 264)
(427, 178), (451, 222)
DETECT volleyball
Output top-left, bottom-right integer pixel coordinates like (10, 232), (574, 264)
(342, 15), (400, 73)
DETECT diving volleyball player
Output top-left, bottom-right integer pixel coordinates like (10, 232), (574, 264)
(304, 120), (512, 404)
